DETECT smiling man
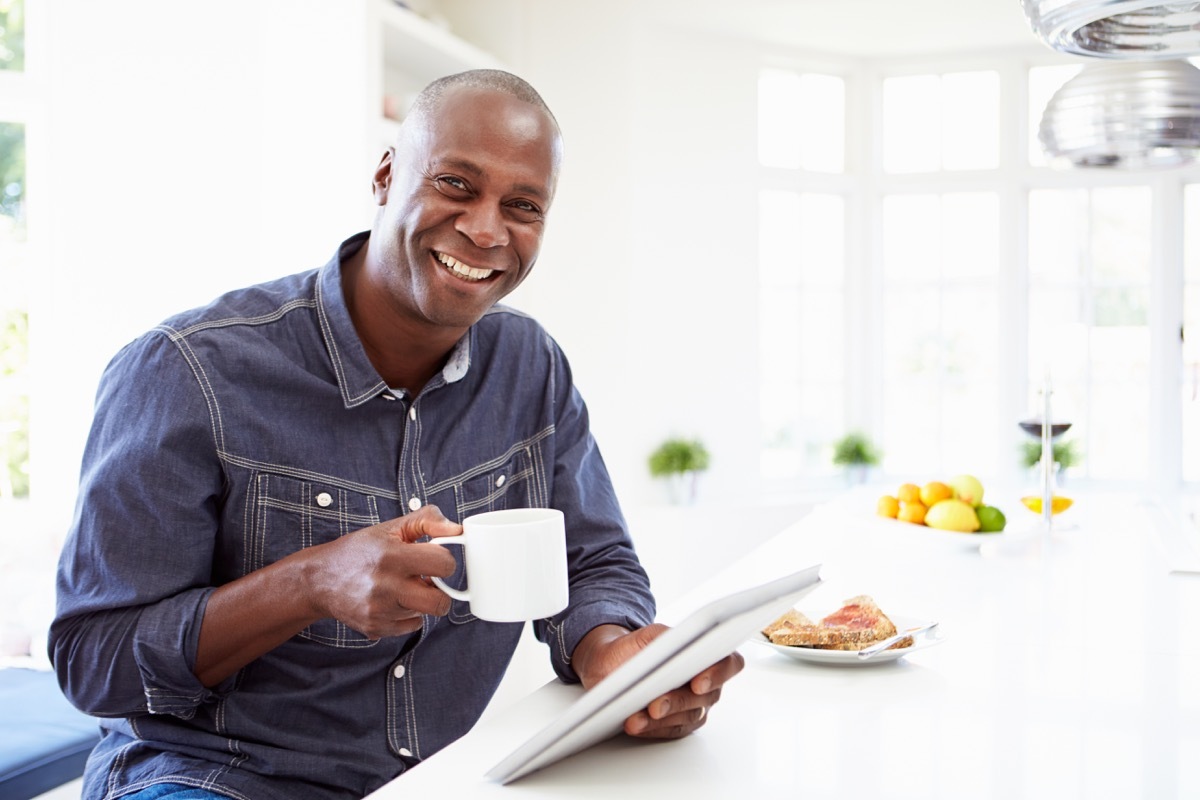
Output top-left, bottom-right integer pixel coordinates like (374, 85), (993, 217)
(50, 70), (743, 800)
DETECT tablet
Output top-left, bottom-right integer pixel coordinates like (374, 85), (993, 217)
(485, 564), (823, 784)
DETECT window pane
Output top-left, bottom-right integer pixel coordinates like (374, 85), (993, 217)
(1027, 187), (1153, 482)
(758, 68), (844, 173)
(881, 192), (1001, 474)
(759, 190), (845, 478)
(883, 75), (940, 173)
(1184, 184), (1200, 482)
(1028, 64), (1081, 167)
(942, 71), (999, 171)
(0, 120), (26, 499)
(0, 0), (23, 73)
(884, 71), (998, 173)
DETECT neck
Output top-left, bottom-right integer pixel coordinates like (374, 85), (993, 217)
(341, 244), (465, 395)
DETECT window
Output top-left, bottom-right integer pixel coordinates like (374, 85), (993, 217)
(757, 67), (848, 482)
(1185, 184), (1200, 483)
(880, 192), (1001, 475)
(1028, 187), (1152, 481)
(758, 67), (844, 173)
(0, 0), (26, 501)
(759, 190), (846, 478)
(882, 71), (999, 173)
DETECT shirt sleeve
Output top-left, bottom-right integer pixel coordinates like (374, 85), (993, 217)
(50, 329), (226, 718)
(533, 340), (656, 683)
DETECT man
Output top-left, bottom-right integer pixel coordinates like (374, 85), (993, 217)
(51, 69), (743, 800)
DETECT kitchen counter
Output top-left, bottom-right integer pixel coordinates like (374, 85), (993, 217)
(367, 490), (1200, 799)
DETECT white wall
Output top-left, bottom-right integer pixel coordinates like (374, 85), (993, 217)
(29, 0), (802, 530)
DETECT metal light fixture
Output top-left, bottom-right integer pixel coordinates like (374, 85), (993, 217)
(1020, 1), (1200, 59)
(1038, 58), (1200, 167)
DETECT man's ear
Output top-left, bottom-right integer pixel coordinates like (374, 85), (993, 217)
(372, 148), (394, 206)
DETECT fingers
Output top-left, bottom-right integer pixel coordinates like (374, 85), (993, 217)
(391, 504), (463, 543)
(622, 651), (745, 740)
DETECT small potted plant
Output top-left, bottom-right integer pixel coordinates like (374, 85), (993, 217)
(1020, 437), (1081, 481)
(831, 431), (880, 484)
(648, 437), (711, 505)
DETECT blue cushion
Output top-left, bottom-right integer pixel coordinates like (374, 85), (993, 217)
(0, 667), (100, 800)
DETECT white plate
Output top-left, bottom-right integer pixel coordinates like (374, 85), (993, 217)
(755, 614), (945, 666)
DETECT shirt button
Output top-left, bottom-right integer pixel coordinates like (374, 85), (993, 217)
(392, 664), (406, 679)
(315, 492), (333, 508)
(398, 747), (413, 758)
(409, 406), (417, 421)
(408, 497), (422, 511)
(495, 474), (506, 488)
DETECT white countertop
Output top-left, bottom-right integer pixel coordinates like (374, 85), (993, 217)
(367, 490), (1200, 799)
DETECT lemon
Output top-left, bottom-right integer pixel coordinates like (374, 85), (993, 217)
(919, 481), (953, 507)
(1021, 496), (1073, 515)
(896, 483), (922, 504)
(924, 498), (980, 532)
(877, 495), (900, 518)
(976, 505), (1006, 532)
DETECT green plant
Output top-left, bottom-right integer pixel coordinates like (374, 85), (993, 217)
(1021, 438), (1080, 469)
(831, 431), (880, 467)
(648, 437), (710, 477)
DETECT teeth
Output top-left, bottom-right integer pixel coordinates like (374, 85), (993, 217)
(437, 252), (494, 281)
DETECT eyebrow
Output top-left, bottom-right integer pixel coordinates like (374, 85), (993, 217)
(434, 157), (551, 203)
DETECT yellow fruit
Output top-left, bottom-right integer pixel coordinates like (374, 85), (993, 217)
(948, 474), (985, 507)
(925, 498), (980, 532)
(1021, 496), (1074, 515)
(919, 481), (953, 507)
(896, 483), (921, 504)
(877, 495), (900, 518)
(897, 500), (927, 524)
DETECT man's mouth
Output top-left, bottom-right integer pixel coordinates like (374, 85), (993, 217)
(436, 252), (496, 282)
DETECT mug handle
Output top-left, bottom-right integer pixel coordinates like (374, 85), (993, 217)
(430, 534), (469, 601)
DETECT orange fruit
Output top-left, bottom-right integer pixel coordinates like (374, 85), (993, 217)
(897, 500), (927, 524)
(896, 483), (921, 504)
(877, 495), (900, 518)
(919, 481), (953, 507)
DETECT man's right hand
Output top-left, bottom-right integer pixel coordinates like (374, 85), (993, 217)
(194, 504), (461, 687)
(305, 504), (462, 639)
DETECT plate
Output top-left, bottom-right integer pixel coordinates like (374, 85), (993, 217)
(755, 614), (944, 666)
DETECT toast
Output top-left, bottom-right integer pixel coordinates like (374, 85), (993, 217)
(762, 595), (914, 651)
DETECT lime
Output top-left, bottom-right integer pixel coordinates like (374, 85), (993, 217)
(976, 505), (1006, 533)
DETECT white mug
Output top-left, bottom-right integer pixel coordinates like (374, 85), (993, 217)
(431, 507), (569, 622)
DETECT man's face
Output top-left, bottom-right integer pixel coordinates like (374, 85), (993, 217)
(369, 86), (561, 331)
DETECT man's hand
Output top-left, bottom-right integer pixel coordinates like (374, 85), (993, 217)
(305, 505), (462, 639)
(571, 623), (745, 739)
(196, 505), (462, 686)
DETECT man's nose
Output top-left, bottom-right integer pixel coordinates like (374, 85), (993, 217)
(455, 203), (510, 248)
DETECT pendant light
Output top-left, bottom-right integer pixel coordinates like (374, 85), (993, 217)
(1020, 1), (1200, 59)
(1038, 58), (1200, 167)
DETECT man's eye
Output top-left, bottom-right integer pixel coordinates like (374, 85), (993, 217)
(437, 176), (468, 191)
(510, 200), (541, 216)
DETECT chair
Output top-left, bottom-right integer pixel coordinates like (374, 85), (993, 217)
(0, 667), (100, 800)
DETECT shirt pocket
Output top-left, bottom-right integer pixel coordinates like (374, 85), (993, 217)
(248, 471), (387, 648)
(442, 447), (542, 625)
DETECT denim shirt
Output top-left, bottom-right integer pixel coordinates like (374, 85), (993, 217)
(50, 232), (655, 800)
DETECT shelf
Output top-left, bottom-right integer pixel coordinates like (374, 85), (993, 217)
(377, 0), (502, 84)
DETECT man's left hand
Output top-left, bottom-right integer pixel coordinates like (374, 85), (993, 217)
(571, 623), (745, 739)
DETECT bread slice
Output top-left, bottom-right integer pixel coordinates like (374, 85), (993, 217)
(763, 595), (913, 651)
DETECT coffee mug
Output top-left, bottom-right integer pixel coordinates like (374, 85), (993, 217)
(431, 507), (569, 622)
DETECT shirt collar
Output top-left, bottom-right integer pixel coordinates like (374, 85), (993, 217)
(315, 232), (472, 409)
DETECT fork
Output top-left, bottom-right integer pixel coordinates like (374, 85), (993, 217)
(856, 621), (939, 660)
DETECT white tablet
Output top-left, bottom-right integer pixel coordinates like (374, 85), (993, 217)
(485, 564), (823, 784)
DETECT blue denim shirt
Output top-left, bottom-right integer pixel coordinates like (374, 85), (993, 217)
(50, 232), (655, 800)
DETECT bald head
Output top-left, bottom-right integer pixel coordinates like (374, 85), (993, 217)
(405, 69), (558, 133)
